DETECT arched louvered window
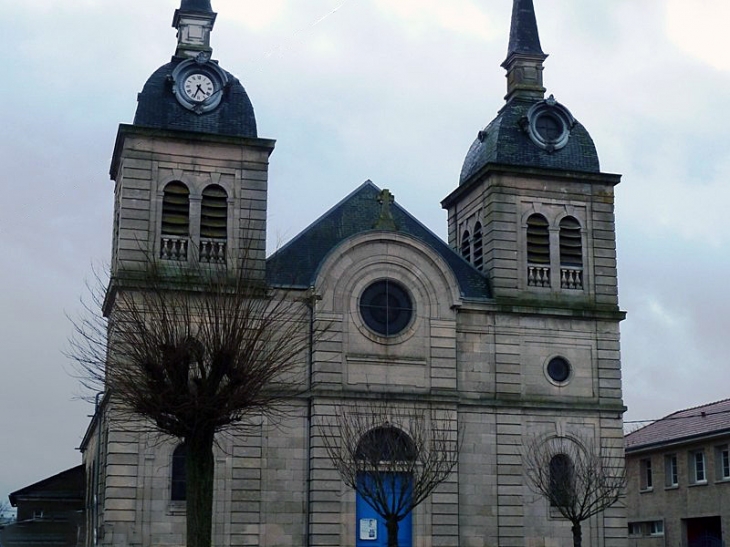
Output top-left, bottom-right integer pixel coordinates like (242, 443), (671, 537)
(171, 444), (186, 501)
(559, 216), (583, 289)
(461, 231), (471, 263)
(549, 453), (574, 507)
(526, 214), (550, 287)
(160, 182), (190, 261)
(559, 216), (582, 267)
(161, 182), (190, 235)
(200, 185), (228, 264)
(473, 222), (483, 271)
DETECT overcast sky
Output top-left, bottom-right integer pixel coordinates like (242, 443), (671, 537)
(2, 0), (729, 502)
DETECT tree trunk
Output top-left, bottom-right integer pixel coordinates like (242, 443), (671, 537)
(572, 522), (582, 547)
(186, 430), (215, 547)
(386, 517), (399, 547)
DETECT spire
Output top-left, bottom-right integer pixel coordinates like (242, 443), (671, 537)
(180, 0), (213, 12)
(173, 0), (218, 59)
(501, 0), (548, 103)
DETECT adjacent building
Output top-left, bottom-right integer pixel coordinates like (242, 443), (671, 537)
(79, 0), (627, 546)
(0, 465), (85, 547)
(625, 399), (730, 547)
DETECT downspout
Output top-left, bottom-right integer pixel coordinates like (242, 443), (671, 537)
(304, 286), (318, 547)
(93, 391), (104, 546)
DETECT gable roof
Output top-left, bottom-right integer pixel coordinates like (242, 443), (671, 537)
(9, 465), (85, 506)
(625, 398), (730, 453)
(267, 181), (491, 300)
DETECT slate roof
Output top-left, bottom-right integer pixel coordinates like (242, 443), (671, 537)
(459, 98), (600, 185)
(505, 0), (545, 60)
(9, 465), (84, 506)
(267, 181), (491, 300)
(179, 0), (212, 12)
(133, 59), (257, 138)
(625, 398), (730, 452)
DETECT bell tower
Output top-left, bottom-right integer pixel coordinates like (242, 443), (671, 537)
(442, 1), (626, 543)
(442, 0), (621, 314)
(109, 0), (273, 282)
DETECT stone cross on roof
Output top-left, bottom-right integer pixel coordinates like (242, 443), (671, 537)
(374, 189), (397, 231)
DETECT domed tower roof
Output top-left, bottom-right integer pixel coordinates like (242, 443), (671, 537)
(133, 0), (257, 138)
(459, 0), (599, 185)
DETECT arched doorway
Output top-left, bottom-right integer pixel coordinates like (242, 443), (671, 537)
(355, 426), (415, 547)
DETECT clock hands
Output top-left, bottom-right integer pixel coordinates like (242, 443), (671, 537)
(194, 84), (211, 99)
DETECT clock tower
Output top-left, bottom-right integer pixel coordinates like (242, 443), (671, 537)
(84, 1), (275, 545)
(109, 0), (271, 279)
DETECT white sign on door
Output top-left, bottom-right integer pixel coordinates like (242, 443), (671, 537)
(359, 518), (378, 540)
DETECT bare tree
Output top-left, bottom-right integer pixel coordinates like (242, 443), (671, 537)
(0, 500), (14, 524)
(523, 434), (626, 547)
(318, 400), (459, 547)
(69, 257), (318, 547)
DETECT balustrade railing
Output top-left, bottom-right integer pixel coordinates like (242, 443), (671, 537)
(200, 238), (226, 264)
(561, 267), (583, 290)
(160, 237), (188, 261)
(527, 265), (551, 287)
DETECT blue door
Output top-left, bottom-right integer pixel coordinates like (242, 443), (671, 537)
(355, 473), (413, 547)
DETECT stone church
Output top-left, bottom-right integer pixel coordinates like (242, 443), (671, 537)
(80, 0), (627, 545)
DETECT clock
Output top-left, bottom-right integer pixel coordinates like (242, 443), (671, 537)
(171, 56), (229, 114)
(183, 73), (215, 103)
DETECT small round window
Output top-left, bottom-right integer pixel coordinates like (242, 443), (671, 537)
(547, 356), (571, 384)
(359, 280), (413, 337)
(535, 113), (563, 142)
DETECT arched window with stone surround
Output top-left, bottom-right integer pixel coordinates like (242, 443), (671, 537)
(526, 213), (550, 287)
(549, 453), (574, 507)
(171, 444), (186, 502)
(160, 181), (190, 261)
(559, 216), (583, 289)
(200, 184), (228, 263)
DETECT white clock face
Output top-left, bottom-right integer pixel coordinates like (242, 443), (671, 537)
(183, 73), (215, 102)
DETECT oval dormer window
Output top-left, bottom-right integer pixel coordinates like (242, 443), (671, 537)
(525, 95), (575, 153)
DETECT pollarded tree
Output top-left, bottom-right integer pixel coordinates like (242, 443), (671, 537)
(523, 434), (626, 547)
(318, 400), (460, 547)
(70, 257), (319, 547)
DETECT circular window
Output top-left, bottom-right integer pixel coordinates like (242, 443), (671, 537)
(359, 280), (413, 337)
(535, 113), (563, 141)
(547, 357), (571, 384)
(524, 96), (575, 152)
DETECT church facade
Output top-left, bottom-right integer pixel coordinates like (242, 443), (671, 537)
(80, 1), (627, 546)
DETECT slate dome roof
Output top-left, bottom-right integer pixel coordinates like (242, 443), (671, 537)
(133, 59), (258, 138)
(459, 99), (600, 185)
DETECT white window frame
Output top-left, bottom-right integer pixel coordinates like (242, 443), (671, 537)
(690, 450), (707, 484)
(640, 458), (653, 491)
(665, 454), (678, 487)
(649, 520), (664, 536)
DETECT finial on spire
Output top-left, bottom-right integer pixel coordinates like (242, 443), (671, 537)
(501, 0), (548, 103)
(173, 0), (217, 59)
(180, 0), (213, 13)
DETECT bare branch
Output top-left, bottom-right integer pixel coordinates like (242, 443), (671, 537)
(318, 399), (459, 547)
(523, 433), (626, 547)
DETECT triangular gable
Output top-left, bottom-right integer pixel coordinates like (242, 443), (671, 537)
(267, 181), (491, 299)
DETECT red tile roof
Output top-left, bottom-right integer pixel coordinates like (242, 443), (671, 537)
(625, 398), (730, 452)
